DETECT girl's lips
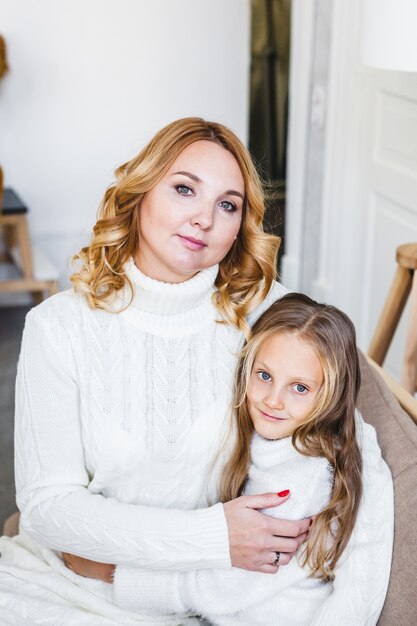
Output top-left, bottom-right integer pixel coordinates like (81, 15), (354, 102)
(259, 409), (286, 422)
(177, 235), (207, 250)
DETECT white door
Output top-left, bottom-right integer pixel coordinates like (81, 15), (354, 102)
(287, 0), (417, 380)
(358, 68), (417, 378)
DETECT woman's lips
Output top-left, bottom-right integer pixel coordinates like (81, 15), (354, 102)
(177, 234), (207, 250)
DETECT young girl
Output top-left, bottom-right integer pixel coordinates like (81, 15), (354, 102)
(110, 292), (390, 625)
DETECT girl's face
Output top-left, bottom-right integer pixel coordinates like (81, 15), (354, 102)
(135, 140), (244, 283)
(247, 332), (324, 440)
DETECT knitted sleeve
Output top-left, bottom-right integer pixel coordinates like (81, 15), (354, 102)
(112, 455), (332, 615)
(113, 554), (306, 618)
(309, 416), (394, 626)
(112, 422), (393, 623)
(15, 310), (230, 570)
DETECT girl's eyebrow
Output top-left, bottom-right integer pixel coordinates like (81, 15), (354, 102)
(172, 171), (244, 200)
(253, 359), (272, 372)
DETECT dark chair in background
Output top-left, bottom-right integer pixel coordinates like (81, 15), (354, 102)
(0, 166), (58, 303)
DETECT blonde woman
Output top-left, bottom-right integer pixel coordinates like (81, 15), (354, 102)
(0, 119), (391, 625)
(101, 293), (392, 625)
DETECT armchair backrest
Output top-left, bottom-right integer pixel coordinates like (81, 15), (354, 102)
(358, 351), (417, 624)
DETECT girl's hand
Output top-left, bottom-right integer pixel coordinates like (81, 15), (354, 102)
(61, 552), (115, 583)
(223, 491), (311, 573)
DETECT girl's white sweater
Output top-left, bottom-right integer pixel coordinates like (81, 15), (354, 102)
(0, 261), (393, 625)
(112, 431), (393, 626)
(112, 434), (335, 625)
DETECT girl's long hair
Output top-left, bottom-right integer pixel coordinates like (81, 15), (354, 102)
(71, 117), (279, 334)
(219, 292), (362, 581)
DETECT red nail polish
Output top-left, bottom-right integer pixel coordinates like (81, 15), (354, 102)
(277, 489), (290, 497)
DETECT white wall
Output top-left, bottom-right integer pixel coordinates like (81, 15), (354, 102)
(0, 0), (250, 280)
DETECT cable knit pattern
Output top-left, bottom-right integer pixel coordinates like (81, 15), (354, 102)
(112, 435), (334, 624)
(112, 425), (393, 625)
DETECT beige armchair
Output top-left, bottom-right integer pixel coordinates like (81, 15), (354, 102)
(357, 352), (417, 624)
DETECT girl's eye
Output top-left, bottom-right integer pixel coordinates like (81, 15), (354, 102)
(176, 185), (193, 196)
(293, 383), (308, 394)
(219, 200), (236, 212)
(257, 371), (271, 382)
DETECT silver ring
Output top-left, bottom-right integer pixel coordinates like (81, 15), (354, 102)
(273, 551), (280, 566)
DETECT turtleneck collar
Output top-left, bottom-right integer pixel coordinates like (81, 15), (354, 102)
(251, 432), (297, 469)
(122, 258), (219, 315)
(114, 259), (221, 337)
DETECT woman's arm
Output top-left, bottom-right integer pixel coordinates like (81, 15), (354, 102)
(15, 309), (230, 570)
(110, 454), (331, 614)
(16, 308), (309, 573)
(309, 416), (394, 626)
(112, 424), (392, 621)
(112, 557), (306, 617)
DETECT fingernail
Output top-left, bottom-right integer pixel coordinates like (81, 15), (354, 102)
(277, 489), (290, 497)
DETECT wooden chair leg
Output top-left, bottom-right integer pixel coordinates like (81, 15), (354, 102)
(368, 265), (413, 365)
(15, 215), (34, 279)
(401, 270), (417, 394)
(4, 222), (16, 250)
(15, 215), (47, 303)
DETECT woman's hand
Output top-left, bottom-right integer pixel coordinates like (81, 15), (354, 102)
(223, 491), (311, 573)
(61, 552), (115, 583)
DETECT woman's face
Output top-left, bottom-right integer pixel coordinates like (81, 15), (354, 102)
(135, 140), (244, 283)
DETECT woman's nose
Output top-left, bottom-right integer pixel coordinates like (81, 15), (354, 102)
(190, 204), (214, 229)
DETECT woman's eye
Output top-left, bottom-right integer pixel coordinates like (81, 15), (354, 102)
(176, 185), (193, 196)
(219, 200), (236, 212)
(294, 384), (308, 394)
(258, 371), (271, 382)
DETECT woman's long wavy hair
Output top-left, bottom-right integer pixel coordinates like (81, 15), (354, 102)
(219, 292), (363, 581)
(71, 117), (280, 334)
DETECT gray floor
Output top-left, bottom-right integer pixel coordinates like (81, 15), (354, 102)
(0, 305), (30, 531)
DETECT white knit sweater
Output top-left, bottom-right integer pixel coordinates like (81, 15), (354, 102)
(112, 429), (393, 626)
(111, 434), (335, 625)
(0, 261), (393, 625)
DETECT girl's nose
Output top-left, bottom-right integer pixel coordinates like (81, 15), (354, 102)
(264, 387), (285, 410)
(190, 204), (214, 230)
